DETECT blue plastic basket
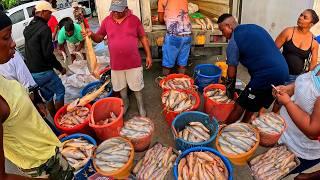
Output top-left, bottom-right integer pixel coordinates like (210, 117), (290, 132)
(194, 64), (222, 92)
(173, 146), (233, 180)
(171, 111), (219, 151)
(60, 133), (97, 180)
(80, 81), (113, 103)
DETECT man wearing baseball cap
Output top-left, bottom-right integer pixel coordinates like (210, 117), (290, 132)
(84, 0), (152, 117)
(24, 1), (67, 119)
(72, 1), (90, 28)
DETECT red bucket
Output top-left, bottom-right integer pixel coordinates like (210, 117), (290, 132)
(159, 74), (194, 91)
(203, 84), (238, 123)
(252, 113), (287, 147)
(120, 117), (155, 152)
(54, 104), (92, 135)
(161, 89), (200, 126)
(89, 97), (124, 141)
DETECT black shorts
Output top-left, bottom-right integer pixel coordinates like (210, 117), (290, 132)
(236, 86), (274, 112)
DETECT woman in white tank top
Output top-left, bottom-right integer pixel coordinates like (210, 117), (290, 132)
(274, 64), (320, 179)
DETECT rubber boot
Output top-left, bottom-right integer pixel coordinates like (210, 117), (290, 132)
(120, 87), (129, 114)
(162, 67), (171, 76)
(177, 66), (186, 74)
(134, 91), (146, 117)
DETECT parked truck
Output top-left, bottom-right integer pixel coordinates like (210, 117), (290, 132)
(95, 0), (232, 59)
(94, 0), (320, 59)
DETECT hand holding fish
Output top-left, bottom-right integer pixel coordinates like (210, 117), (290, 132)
(81, 29), (92, 38)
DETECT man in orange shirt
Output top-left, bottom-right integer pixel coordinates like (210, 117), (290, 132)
(158, 0), (192, 75)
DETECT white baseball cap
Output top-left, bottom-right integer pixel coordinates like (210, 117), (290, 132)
(35, 1), (56, 12)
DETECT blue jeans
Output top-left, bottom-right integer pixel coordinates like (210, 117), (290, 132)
(162, 34), (192, 68)
(32, 70), (65, 102)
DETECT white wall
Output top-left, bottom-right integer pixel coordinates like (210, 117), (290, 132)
(241, 0), (314, 39)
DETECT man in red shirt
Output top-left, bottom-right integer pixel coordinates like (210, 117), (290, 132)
(84, 0), (152, 117)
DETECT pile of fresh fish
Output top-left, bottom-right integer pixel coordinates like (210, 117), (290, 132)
(178, 151), (228, 180)
(162, 77), (192, 90)
(92, 112), (117, 125)
(59, 106), (90, 128)
(252, 113), (285, 135)
(250, 145), (298, 180)
(133, 143), (177, 179)
(177, 122), (211, 143)
(60, 138), (94, 171)
(205, 89), (234, 104)
(94, 138), (132, 173)
(162, 90), (196, 112)
(218, 123), (258, 155)
(120, 117), (154, 139)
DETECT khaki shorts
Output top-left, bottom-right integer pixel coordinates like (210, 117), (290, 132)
(67, 41), (85, 55)
(111, 66), (144, 92)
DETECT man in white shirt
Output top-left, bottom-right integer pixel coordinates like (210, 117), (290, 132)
(0, 50), (37, 89)
(0, 50), (60, 135)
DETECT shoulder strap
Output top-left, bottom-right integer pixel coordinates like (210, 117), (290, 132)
(291, 27), (295, 40)
(309, 34), (314, 49)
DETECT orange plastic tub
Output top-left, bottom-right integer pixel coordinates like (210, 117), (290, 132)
(252, 113), (287, 147)
(215, 123), (260, 166)
(203, 84), (238, 123)
(89, 97), (124, 141)
(159, 74), (195, 91)
(161, 89), (200, 126)
(54, 104), (92, 135)
(93, 137), (134, 179)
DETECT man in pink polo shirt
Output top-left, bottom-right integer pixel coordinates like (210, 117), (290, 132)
(84, 0), (152, 117)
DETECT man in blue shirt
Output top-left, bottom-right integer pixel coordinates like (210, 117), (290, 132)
(217, 14), (289, 124)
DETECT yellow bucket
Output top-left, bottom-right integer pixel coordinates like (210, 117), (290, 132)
(196, 35), (205, 45)
(215, 61), (228, 78)
(215, 123), (260, 166)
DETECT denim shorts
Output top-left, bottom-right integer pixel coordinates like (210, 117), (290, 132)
(162, 34), (192, 68)
(32, 70), (65, 102)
